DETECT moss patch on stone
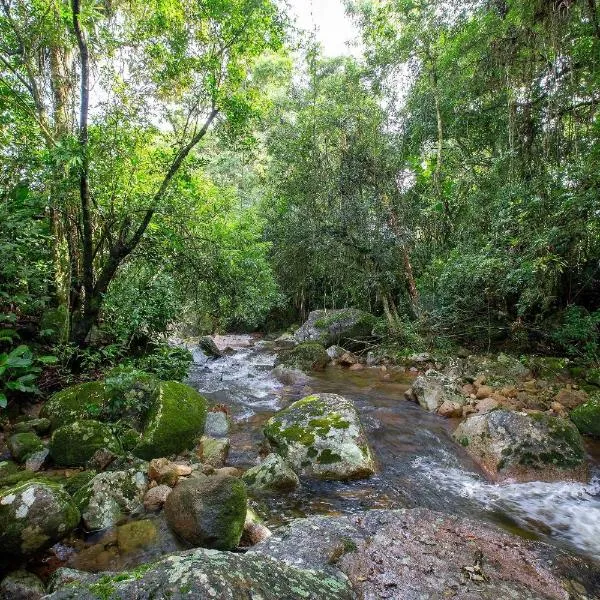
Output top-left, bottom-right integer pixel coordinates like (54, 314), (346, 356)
(133, 381), (207, 459)
(279, 342), (330, 372)
(41, 382), (107, 430)
(7, 433), (43, 463)
(570, 395), (600, 437)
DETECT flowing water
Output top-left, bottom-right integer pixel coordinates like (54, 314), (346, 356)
(187, 335), (600, 562)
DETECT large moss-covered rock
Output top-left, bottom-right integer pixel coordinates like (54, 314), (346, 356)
(133, 382), (207, 459)
(73, 468), (148, 531)
(277, 342), (330, 372)
(41, 382), (106, 430)
(49, 420), (121, 467)
(294, 308), (376, 349)
(45, 548), (353, 600)
(41, 380), (207, 461)
(570, 395), (600, 437)
(453, 410), (587, 482)
(8, 433), (44, 463)
(165, 472), (247, 550)
(264, 393), (375, 481)
(242, 453), (299, 494)
(12, 417), (51, 435)
(0, 481), (80, 556)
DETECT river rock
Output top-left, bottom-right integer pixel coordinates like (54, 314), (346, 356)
(273, 332), (297, 349)
(25, 449), (49, 472)
(453, 410), (587, 482)
(143, 484), (171, 511)
(408, 369), (465, 413)
(198, 335), (223, 358)
(74, 468), (148, 530)
(294, 308), (376, 348)
(45, 547), (353, 600)
(116, 519), (158, 554)
(148, 458), (181, 487)
(0, 481), (80, 556)
(326, 345), (346, 359)
(277, 342), (330, 371)
(242, 508), (272, 546)
(8, 433), (44, 463)
(553, 387), (588, 410)
(242, 453), (299, 494)
(164, 471), (247, 550)
(196, 436), (230, 467)
(250, 508), (596, 600)
(204, 410), (230, 438)
(264, 393), (375, 480)
(271, 365), (311, 385)
(0, 570), (45, 600)
(49, 420), (121, 467)
(570, 395), (600, 437)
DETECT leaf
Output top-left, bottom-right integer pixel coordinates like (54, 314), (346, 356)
(0, 393), (6, 408)
(37, 355), (59, 364)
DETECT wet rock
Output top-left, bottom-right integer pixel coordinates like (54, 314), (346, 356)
(148, 458), (181, 487)
(143, 484), (171, 511)
(0, 570), (45, 600)
(273, 332), (297, 349)
(8, 432), (44, 463)
(277, 342), (330, 372)
(348, 363), (364, 371)
(570, 396), (600, 437)
(46, 547), (353, 600)
(554, 388), (588, 410)
(132, 382), (207, 460)
(409, 370), (465, 413)
(242, 453), (299, 494)
(338, 351), (359, 366)
(0, 481), (80, 556)
(264, 393), (375, 481)
(165, 471), (247, 550)
(74, 468), (148, 530)
(251, 508), (596, 600)
(86, 448), (118, 471)
(49, 420), (121, 467)
(117, 519), (158, 554)
(453, 410), (587, 482)
(25, 448), (49, 472)
(204, 410), (230, 438)
(437, 400), (463, 418)
(294, 308), (376, 349)
(12, 418), (51, 436)
(271, 365), (311, 385)
(198, 335), (223, 358)
(196, 436), (230, 467)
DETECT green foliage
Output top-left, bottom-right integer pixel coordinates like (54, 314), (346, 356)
(551, 306), (600, 362)
(128, 345), (192, 382)
(0, 345), (57, 409)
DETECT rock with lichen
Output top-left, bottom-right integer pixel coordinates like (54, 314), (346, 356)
(0, 481), (80, 556)
(0, 569), (46, 599)
(407, 370), (466, 413)
(277, 342), (330, 372)
(242, 453), (299, 494)
(49, 421), (121, 467)
(294, 309), (376, 349)
(73, 468), (148, 531)
(453, 410), (587, 482)
(264, 393), (375, 481)
(7, 433), (44, 464)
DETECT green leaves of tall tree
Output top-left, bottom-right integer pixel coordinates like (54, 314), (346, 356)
(1, 0), (283, 345)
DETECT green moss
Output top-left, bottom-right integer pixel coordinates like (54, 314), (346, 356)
(63, 470), (97, 496)
(7, 432), (43, 463)
(314, 309), (355, 329)
(459, 437), (469, 447)
(89, 576), (118, 600)
(49, 420), (121, 467)
(279, 343), (330, 371)
(41, 382), (107, 430)
(133, 381), (207, 459)
(570, 396), (600, 437)
(317, 449), (342, 464)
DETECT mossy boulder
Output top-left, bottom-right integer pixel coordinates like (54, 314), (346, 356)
(453, 410), (587, 482)
(74, 467), (148, 531)
(164, 472), (247, 550)
(13, 417), (51, 435)
(49, 420), (121, 467)
(294, 308), (376, 349)
(0, 481), (80, 556)
(7, 433), (44, 463)
(242, 453), (299, 494)
(41, 382), (107, 430)
(63, 470), (97, 497)
(570, 396), (600, 437)
(264, 393), (376, 481)
(0, 569), (45, 599)
(41, 379), (207, 461)
(132, 382), (207, 459)
(277, 342), (330, 372)
(46, 548), (353, 600)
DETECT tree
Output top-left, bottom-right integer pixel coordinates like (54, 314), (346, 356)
(0, 0), (283, 344)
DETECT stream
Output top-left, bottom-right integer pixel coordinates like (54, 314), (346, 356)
(187, 335), (600, 562)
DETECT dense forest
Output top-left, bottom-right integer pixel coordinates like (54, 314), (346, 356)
(1, 0), (600, 598)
